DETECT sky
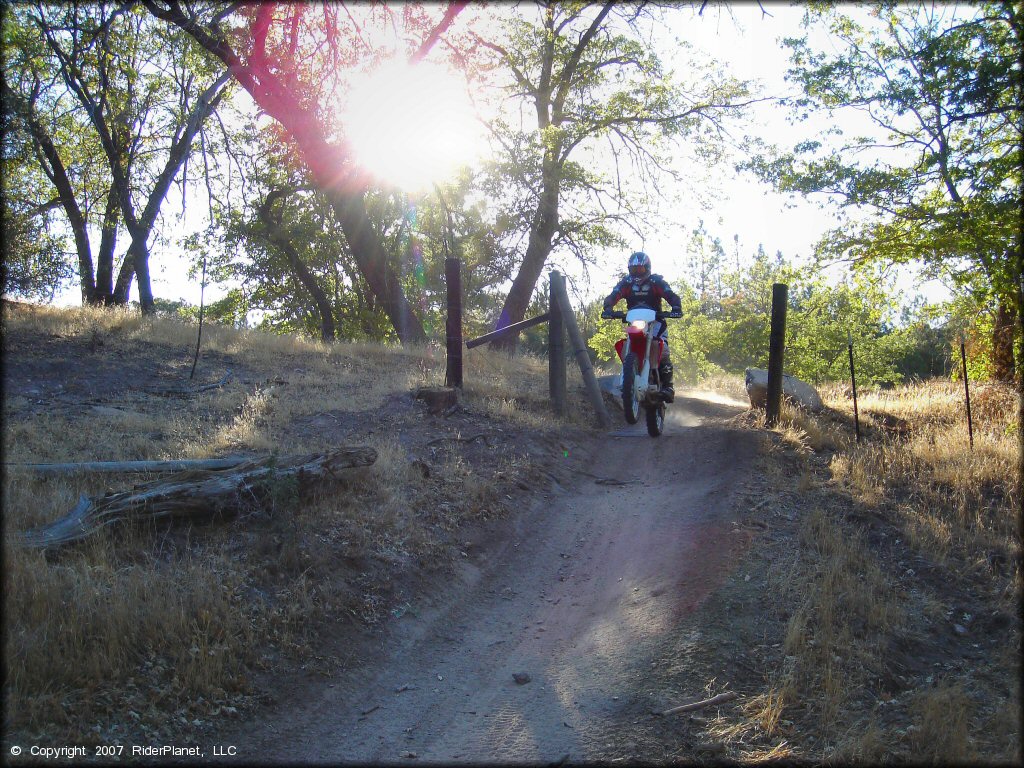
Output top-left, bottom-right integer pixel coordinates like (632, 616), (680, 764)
(53, 2), (950, 312)
(580, 2), (950, 307)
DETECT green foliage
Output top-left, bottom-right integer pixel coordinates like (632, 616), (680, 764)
(2, 2), (231, 305)
(589, 245), (920, 387)
(785, 277), (912, 386)
(747, 2), (1022, 380)
(485, 4), (752, 323)
(1, 205), (74, 301)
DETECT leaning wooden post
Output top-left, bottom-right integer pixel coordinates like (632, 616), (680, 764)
(552, 276), (611, 428)
(445, 257), (463, 389)
(848, 330), (861, 443)
(765, 283), (788, 427)
(549, 271), (567, 416)
(189, 252), (207, 381)
(960, 335), (974, 450)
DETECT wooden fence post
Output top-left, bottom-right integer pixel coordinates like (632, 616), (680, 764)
(549, 271), (567, 416)
(766, 283), (788, 427)
(552, 276), (611, 428)
(445, 257), (463, 389)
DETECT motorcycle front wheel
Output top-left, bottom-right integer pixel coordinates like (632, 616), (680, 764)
(621, 352), (640, 424)
(646, 402), (665, 437)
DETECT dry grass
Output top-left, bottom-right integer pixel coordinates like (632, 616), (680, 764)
(907, 680), (976, 764)
(695, 371), (751, 405)
(823, 380), (1020, 576)
(2, 302), (584, 744)
(748, 402), (843, 455)
(750, 377), (1022, 762)
(781, 507), (904, 719)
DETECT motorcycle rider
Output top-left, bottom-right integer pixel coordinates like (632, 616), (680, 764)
(601, 251), (683, 403)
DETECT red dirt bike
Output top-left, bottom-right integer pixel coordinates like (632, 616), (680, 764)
(602, 307), (680, 437)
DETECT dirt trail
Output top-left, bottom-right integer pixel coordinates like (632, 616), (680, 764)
(229, 395), (755, 764)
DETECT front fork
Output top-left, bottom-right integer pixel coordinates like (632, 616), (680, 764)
(639, 330), (661, 399)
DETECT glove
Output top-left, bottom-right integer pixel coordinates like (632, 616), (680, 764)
(668, 309), (682, 319)
(600, 309), (613, 319)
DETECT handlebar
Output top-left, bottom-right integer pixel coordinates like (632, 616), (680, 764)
(601, 310), (682, 321)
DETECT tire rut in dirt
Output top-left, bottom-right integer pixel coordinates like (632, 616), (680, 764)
(222, 406), (755, 763)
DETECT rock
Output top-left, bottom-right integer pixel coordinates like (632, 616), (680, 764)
(953, 623), (968, 636)
(744, 368), (824, 412)
(597, 374), (621, 397)
(512, 672), (531, 685)
(597, 375), (623, 412)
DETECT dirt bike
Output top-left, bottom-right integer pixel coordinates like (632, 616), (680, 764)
(602, 307), (680, 437)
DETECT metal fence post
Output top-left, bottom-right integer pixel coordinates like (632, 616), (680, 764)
(765, 283), (788, 427)
(848, 330), (861, 442)
(960, 336), (974, 450)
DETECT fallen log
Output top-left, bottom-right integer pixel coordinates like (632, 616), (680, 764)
(661, 690), (738, 716)
(17, 447), (376, 552)
(4, 457), (252, 475)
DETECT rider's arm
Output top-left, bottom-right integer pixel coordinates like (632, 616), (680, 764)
(654, 276), (683, 314)
(602, 278), (628, 312)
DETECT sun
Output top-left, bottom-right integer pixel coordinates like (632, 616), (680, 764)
(340, 60), (484, 192)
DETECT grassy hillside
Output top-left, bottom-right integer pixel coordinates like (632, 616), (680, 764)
(2, 301), (1019, 761)
(1, 302), (596, 744)
(728, 380), (1021, 761)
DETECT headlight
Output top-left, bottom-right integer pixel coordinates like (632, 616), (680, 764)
(630, 320), (647, 331)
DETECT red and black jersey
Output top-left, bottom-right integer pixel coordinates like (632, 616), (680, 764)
(602, 273), (682, 314)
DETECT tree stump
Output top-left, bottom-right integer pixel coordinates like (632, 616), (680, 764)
(416, 386), (459, 414)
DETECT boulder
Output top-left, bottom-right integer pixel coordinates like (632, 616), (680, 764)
(597, 374), (622, 397)
(597, 374), (623, 411)
(745, 368), (823, 412)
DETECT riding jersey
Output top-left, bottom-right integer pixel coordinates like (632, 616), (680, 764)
(602, 273), (682, 340)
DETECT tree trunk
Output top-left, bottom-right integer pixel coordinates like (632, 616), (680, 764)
(142, 1), (430, 345)
(491, 158), (562, 352)
(992, 295), (1017, 383)
(328, 190), (427, 344)
(125, 71), (232, 316)
(128, 234), (155, 314)
(18, 97), (96, 304)
(258, 191), (337, 341)
(94, 186), (120, 304)
(112, 255), (135, 305)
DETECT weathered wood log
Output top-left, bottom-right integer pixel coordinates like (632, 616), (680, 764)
(17, 447), (376, 551)
(661, 690), (738, 716)
(4, 457), (252, 475)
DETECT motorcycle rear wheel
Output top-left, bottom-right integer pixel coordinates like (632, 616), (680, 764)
(621, 352), (640, 424)
(646, 402), (665, 437)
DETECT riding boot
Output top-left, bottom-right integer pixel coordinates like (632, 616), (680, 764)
(658, 356), (674, 403)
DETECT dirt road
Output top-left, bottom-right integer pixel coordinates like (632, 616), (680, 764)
(230, 394), (756, 764)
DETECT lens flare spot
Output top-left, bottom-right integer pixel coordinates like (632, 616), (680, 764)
(341, 60), (484, 192)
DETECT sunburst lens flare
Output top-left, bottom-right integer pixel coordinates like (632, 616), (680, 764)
(340, 60), (484, 192)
